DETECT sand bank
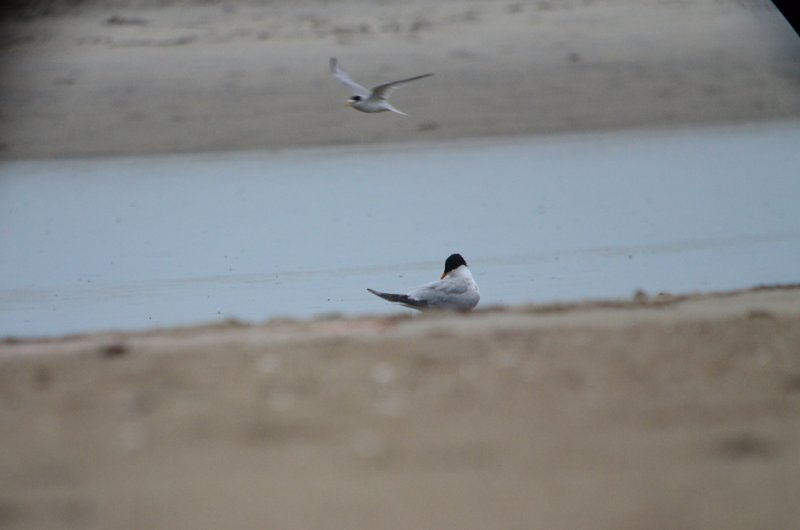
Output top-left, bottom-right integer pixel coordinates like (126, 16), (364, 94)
(1, 0), (798, 159)
(1, 286), (799, 528)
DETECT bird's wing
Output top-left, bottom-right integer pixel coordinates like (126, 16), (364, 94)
(371, 73), (434, 100)
(409, 277), (478, 310)
(330, 58), (371, 98)
(367, 288), (428, 309)
(408, 277), (469, 300)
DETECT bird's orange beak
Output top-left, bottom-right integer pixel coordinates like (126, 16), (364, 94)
(440, 272), (447, 280)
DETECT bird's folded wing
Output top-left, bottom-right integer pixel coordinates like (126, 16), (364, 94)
(410, 278), (469, 299)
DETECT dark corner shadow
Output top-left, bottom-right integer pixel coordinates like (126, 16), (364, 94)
(772, 1), (800, 36)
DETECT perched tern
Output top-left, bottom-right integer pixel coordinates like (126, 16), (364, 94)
(367, 254), (480, 311)
(330, 57), (433, 116)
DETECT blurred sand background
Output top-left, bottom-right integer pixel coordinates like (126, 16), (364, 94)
(1, 0), (799, 158)
(1, 1), (800, 529)
(2, 288), (800, 529)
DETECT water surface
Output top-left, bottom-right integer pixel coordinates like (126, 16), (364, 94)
(1, 121), (799, 337)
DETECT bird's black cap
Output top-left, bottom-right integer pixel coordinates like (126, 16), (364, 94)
(442, 253), (468, 277)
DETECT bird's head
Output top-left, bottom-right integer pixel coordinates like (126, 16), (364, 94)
(441, 253), (468, 279)
(347, 95), (362, 107)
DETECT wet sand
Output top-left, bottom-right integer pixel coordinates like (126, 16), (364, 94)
(1, 1), (800, 528)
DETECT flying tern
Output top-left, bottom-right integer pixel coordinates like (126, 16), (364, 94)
(367, 253), (480, 311)
(330, 57), (433, 116)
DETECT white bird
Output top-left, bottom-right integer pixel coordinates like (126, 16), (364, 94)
(330, 57), (433, 116)
(367, 253), (480, 311)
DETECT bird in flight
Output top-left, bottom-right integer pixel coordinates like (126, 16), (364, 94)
(330, 57), (433, 116)
(367, 253), (480, 311)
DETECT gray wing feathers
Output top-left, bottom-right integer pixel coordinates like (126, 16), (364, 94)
(412, 278), (468, 297)
(372, 73), (434, 99)
(407, 278), (478, 310)
(367, 288), (428, 309)
(330, 57), (370, 97)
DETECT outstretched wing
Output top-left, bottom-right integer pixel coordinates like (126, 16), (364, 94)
(367, 288), (428, 310)
(372, 73), (434, 100)
(330, 57), (370, 98)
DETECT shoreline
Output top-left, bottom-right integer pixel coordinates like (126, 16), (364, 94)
(3, 282), (799, 353)
(3, 114), (796, 163)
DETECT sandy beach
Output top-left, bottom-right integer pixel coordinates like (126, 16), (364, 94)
(1, 0), (799, 158)
(1, 1), (800, 528)
(1, 287), (800, 529)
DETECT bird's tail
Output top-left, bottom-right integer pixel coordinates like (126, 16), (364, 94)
(367, 288), (426, 309)
(384, 103), (408, 116)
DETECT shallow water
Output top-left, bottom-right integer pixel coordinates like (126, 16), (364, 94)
(2, 121), (799, 338)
